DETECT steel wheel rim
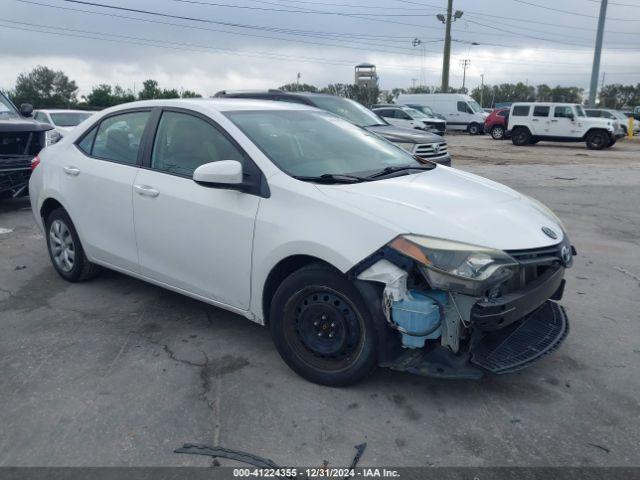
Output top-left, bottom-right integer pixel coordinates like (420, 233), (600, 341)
(283, 287), (365, 372)
(49, 219), (75, 272)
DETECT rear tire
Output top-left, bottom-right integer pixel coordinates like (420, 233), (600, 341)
(511, 128), (531, 146)
(269, 263), (377, 386)
(45, 208), (101, 282)
(585, 130), (609, 150)
(490, 125), (505, 140)
(467, 123), (481, 135)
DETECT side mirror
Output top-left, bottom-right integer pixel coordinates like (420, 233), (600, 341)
(568, 113), (575, 121)
(193, 160), (243, 187)
(20, 103), (34, 117)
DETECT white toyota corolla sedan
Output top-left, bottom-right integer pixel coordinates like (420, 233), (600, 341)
(29, 99), (574, 386)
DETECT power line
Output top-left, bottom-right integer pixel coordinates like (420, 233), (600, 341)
(0, 18), (434, 71)
(57, 0), (436, 29)
(509, 0), (640, 21)
(12, 0), (425, 55)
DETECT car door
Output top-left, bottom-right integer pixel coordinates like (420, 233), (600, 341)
(549, 106), (577, 137)
(393, 109), (418, 128)
(374, 109), (399, 126)
(132, 108), (260, 309)
(531, 105), (550, 135)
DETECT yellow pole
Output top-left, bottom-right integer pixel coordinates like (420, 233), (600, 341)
(629, 116), (634, 139)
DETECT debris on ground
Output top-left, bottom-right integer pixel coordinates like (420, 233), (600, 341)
(175, 442), (367, 479)
(587, 442), (611, 453)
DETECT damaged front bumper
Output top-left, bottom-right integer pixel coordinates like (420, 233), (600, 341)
(0, 156), (32, 198)
(353, 240), (574, 379)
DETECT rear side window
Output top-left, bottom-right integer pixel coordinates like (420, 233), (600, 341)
(586, 110), (600, 117)
(91, 111), (151, 164)
(151, 111), (245, 177)
(533, 106), (550, 117)
(394, 109), (412, 120)
(77, 126), (97, 154)
(512, 105), (530, 116)
(375, 109), (393, 118)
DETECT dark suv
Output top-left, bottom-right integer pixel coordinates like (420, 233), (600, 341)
(214, 90), (451, 166)
(1, 91), (54, 198)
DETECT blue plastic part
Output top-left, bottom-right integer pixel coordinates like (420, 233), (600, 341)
(391, 290), (447, 348)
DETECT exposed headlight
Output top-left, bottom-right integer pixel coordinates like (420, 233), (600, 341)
(394, 142), (415, 153)
(388, 235), (518, 296)
(45, 129), (63, 147)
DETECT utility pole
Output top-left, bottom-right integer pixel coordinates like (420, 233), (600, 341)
(441, 0), (453, 92)
(480, 73), (485, 107)
(460, 59), (471, 91)
(437, 2), (463, 92)
(296, 72), (301, 85)
(589, 0), (608, 106)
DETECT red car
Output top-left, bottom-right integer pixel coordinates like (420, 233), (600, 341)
(484, 108), (510, 140)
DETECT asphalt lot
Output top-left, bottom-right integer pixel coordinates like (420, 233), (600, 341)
(1, 135), (639, 468)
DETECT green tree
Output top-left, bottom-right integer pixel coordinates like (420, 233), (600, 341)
(159, 88), (180, 99)
(180, 90), (202, 98)
(320, 83), (379, 108)
(599, 83), (640, 109)
(138, 79), (162, 100)
(279, 83), (318, 92)
(10, 65), (78, 108)
(84, 84), (135, 108)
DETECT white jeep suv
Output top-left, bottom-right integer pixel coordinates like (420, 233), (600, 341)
(508, 102), (623, 150)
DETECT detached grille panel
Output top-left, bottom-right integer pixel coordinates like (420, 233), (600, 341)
(471, 301), (569, 374)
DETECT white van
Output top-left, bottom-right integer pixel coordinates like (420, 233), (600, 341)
(397, 93), (488, 134)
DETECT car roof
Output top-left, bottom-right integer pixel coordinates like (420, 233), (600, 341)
(216, 90), (348, 100)
(512, 102), (578, 106)
(101, 98), (317, 114)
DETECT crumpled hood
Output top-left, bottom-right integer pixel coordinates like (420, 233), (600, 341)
(317, 167), (564, 251)
(0, 115), (52, 133)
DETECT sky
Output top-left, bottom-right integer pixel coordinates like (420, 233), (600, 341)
(1, 0), (639, 98)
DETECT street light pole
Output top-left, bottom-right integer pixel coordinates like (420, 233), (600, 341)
(441, 0), (453, 92)
(480, 73), (484, 107)
(589, 0), (608, 106)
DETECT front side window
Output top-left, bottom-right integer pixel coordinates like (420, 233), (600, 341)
(0, 92), (18, 115)
(533, 106), (550, 117)
(395, 109), (412, 120)
(34, 112), (50, 123)
(151, 111), (244, 177)
(91, 111), (150, 164)
(497, 110), (508, 117)
(512, 105), (530, 116)
(554, 106), (574, 118)
(586, 110), (600, 117)
(457, 101), (468, 113)
(225, 110), (422, 178)
(574, 106), (586, 117)
(375, 109), (393, 118)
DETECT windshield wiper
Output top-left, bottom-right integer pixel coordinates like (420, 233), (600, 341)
(365, 164), (435, 179)
(293, 173), (370, 184)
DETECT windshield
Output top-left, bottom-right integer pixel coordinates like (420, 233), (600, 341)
(408, 105), (434, 117)
(468, 100), (484, 114)
(611, 110), (628, 120)
(0, 93), (18, 115)
(50, 112), (93, 127)
(403, 107), (429, 119)
(574, 105), (586, 117)
(225, 110), (422, 178)
(310, 96), (386, 127)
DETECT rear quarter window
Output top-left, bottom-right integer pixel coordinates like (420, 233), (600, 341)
(512, 106), (530, 116)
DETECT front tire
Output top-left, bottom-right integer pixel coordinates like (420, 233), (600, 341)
(269, 264), (377, 386)
(585, 130), (609, 150)
(490, 125), (505, 140)
(45, 208), (100, 282)
(467, 123), (481, 135)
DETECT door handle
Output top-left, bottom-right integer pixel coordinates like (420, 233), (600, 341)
(532, 118), (539, 122)
(63, 166), (80, 176)
(133, 184), (160, 198)
(551, 119), (559, 122)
